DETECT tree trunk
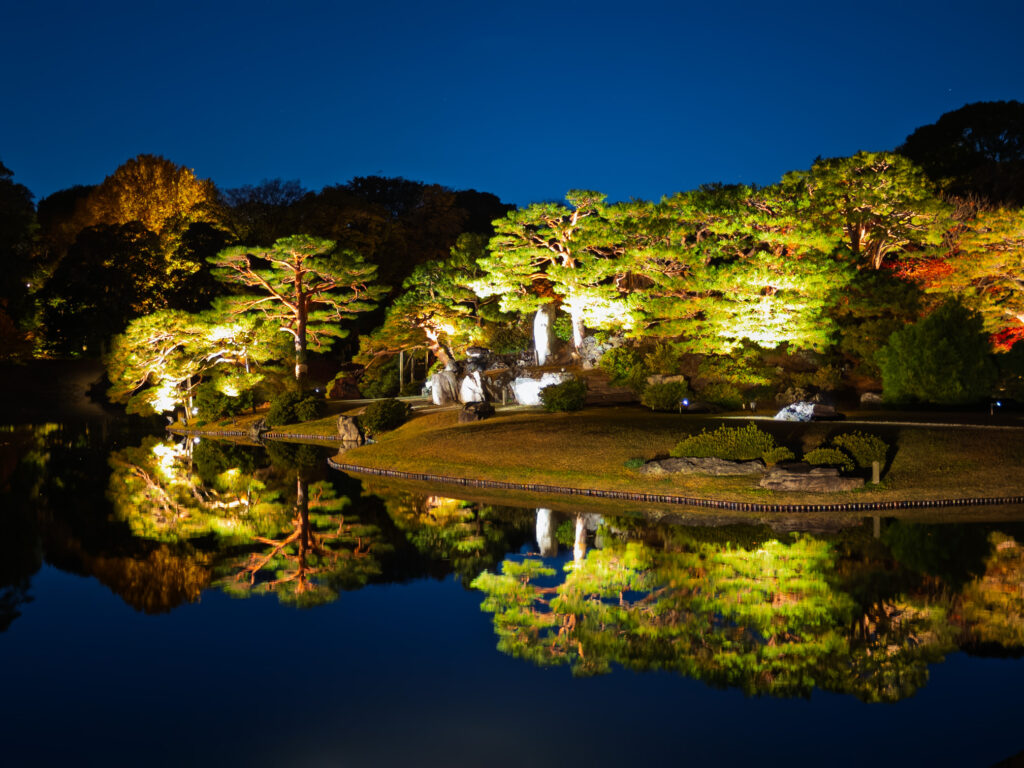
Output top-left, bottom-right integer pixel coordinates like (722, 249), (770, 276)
(294, 311), (308, 387)
(573, 514), (587, 565)
(570, 306), (586, 353)
(533, 303), (556, 365)
(535, 508), (557, 558)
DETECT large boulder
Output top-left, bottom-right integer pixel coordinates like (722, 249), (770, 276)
(337, 415), (365, 444)
(458, 401), (495, 423)
(459, 371), (487, 403)
(760, 464), (865, 492)
(860, 391), (884, 407)
(510, 371), (572, 405)
(774, 402), (842, 422)
(430, 369), (460, 405)
(640, 457), (765, 476)
(579, 335), (615, 369)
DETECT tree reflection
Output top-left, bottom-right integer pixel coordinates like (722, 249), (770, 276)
(360, 479), (531, 585)
(221, 477), (384, 607)
(473, 520), (964, 700)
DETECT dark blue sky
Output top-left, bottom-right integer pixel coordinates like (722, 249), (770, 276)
(2, 0), (1022, 207)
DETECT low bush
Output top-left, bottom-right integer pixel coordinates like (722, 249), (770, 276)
(698, 381), (744, 411)
(361, 398), (410, 436)
(266, 390), (303, 427)
(540, 378), (587, 412)
(640, 380), (690, 411)
(599, 346), (648, 391)
(670, 423), (777, 461)
(623, 457), (645, 469)
(830, 431), (887, 469)
(294, 395), (325, 422)
(195, 381), (254, 424)
(803, 447), (855, 473)
(762, 446), (796, 466)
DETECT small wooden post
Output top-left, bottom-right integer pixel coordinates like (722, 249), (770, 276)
(871, 460), (880, 484)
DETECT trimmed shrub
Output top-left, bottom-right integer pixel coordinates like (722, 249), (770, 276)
(640, 380), (691, 411)
(670, 423), (776, 461)
(876, 299), (997, 404)
(540, 378), (587, 412)
(762, 446), (796, 466)
(599, 346), (649, 391)
(195, 381), (254, 424)
(830, 431), (887, 469)
(803, 447), (855, 473)
(266, 390), (303, 427)
(294, 395), (325, 422)
(699, 381), (744, 411)
(361, 398), (409, 436)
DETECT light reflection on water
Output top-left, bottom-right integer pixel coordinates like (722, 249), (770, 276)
(2, 423), (1023, 766)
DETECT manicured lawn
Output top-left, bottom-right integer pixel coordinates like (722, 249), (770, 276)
(339, 405), (1024, 505)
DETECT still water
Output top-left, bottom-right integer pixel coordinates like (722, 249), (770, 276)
(2, 421), (1023, 767)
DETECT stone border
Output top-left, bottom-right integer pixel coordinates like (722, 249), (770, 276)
(327, 459), (1024, 513)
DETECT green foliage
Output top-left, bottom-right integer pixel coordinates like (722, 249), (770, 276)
(670, 423), (777, 461)
(483, 322), (531, 355)
(599, 346), (649, 391)
(623, 457), (645, 469)
(803, 447), (855, 473)
(194, 381), (254, 424)
(762, 446), (796, 466)
(698, 381), (744, 410)
(359, 357), (400, 398)
(830, 432), (888, 469)
(552, 314), (574, 343)
(787, 363), (844, 392)
(266, 390), (303, 427)
(192, 440), (257, 485)
(294, 395), (324, 422)
(876, 299), (997, 404)
(361, 398), (410, 436)
(831, 269), (923, 378)
(211, 234), (385, 383)
(643, 341), (683, 376)
(640, 380), (690, 411)
(698, 349), (772, 388)
(540, 378), (587, 412)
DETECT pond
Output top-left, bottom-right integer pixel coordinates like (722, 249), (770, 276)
(2, 420), (1023, 767)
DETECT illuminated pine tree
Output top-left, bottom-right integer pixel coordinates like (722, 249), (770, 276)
(471, 191), (635, 355)
(210, 235), (386, 384)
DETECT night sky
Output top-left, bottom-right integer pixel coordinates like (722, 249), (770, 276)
(3, 0), (1022, 206)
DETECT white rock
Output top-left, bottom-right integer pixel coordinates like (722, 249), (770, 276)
(774, 401), (817, 422)
(459, 371), (486, 403)
(430, 370), (459, 405)
(510, 372), (571, 405)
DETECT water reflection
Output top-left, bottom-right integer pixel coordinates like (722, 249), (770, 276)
(3, 423), (1023, 705)
(472, 515), (1024, 701)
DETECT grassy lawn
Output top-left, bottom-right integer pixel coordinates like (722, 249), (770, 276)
(338, 405), (1024, 505)
(172, 402), (1024, 506)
